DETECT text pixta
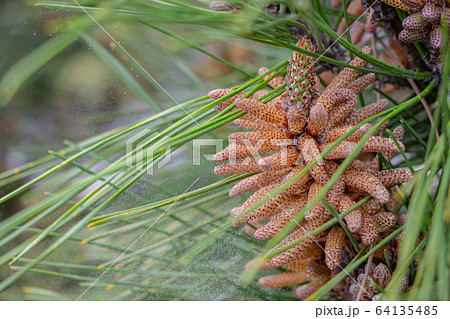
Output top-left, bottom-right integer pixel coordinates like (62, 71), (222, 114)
(316, 306), (359, 318)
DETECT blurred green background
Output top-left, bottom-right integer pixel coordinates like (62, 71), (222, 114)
(0, 0), (292, 300)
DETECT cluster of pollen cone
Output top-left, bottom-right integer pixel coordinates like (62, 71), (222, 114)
(382, 0), (450, 52)
(208, 37), (413, 300)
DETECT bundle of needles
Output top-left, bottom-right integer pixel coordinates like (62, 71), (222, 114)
(208, 37), (413, 300)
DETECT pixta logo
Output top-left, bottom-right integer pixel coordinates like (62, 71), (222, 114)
(125, 129), (171, 176)
(126, 129), (297, 174)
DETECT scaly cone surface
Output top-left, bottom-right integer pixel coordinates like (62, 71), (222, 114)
(380, 0), (450, 53)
